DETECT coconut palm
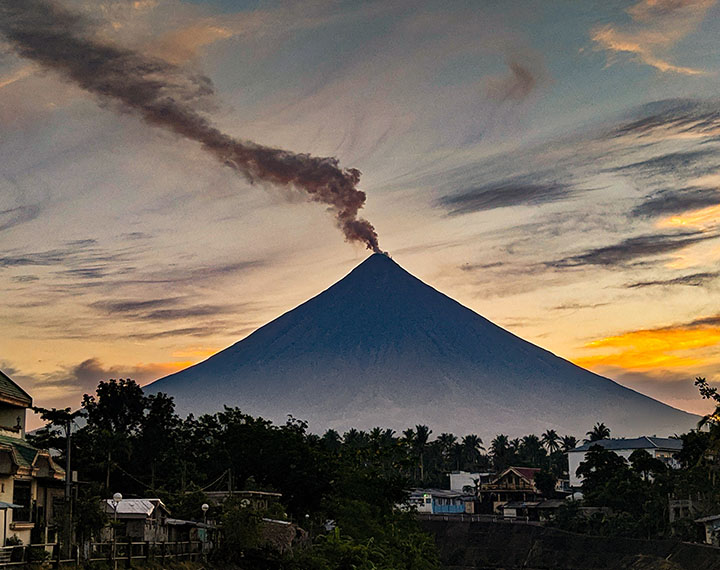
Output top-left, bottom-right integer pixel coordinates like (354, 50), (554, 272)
(462, 434), (485, 466)
(541, 429), (560, 454)
(414, 424), (432, 482)
(585, 422), (611, 443)
(560, 435), (578, 452)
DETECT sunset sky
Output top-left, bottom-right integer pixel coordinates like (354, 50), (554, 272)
(2, 0), (720, 428)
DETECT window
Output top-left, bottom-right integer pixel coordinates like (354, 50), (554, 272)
(12, 480), (32, 523)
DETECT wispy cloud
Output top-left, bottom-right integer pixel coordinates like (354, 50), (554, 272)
(626, 271), (719, 288)
(550, 230), (719, 268)
(439, 179), (572, 215)
(633, 186), (720, 217)
(591, 0), (716, 75)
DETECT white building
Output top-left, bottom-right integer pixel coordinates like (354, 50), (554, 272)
(448, 471), (491, 493)
(567, 436), (683, 488)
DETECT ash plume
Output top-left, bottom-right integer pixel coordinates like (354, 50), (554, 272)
(0, 0), (381, 252)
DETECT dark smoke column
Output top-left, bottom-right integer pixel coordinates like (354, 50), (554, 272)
(0, 0), (381, 252)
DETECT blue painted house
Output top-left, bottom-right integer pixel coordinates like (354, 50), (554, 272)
(408, 489), (473, 514)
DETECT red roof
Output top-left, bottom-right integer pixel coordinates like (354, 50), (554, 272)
(511, 467), (540, 482)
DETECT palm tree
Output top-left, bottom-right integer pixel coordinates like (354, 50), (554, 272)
(560, 435), (578, 452)
(521, 434), (545, 467)
(585, 422), (611, 443)
(462, 434), (484, 467)
(414, 424), (432, 482)
(490, 434), (510, 471)
(541, 429), (560, 454)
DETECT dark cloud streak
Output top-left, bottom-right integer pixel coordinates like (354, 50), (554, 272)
(550, 230), (719, 268)
(440, 180), (572, 215)
(626, 271), (719, 288)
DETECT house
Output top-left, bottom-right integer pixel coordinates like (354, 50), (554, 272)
(102, 498), (170, 542)
(499, 499), (567, 521)
(567, 437), (683, 488)
(0, 370), (66, 545)
(449, 471), (492, 493)
(696, 514), (720, 546)
(205, 490), (282, 512)
(408, 489), (475, 514)
(477, 467), (540, 514)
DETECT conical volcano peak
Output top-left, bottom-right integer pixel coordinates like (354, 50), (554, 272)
(150, 251), (697, 437)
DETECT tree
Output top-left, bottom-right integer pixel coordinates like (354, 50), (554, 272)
(560, 435), (578, 453)
(490, 434), (510, 470)
(461, 434), (484, 467)
(534, 468), (557, 497)
(541, 429), (560, 454)
(519, 434), (546, 467)
(585, 422), (611, 443)
(414, 425), (432, 482)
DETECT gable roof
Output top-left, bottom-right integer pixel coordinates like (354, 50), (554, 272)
(492, 466), (540, 486)
(571, 437), (683, 453)
(104, 498), (169, 518)
(0, 370), (32, 408)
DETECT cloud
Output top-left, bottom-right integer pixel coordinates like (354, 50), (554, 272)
(633, 186), (720, 217)
(591, 0), (715, 75)
(611, 98), (720, 139)
(598, 367), (716, 415)
(0, 204), (41, 232)
(657, 203), (720, 230)
(574, 313), (720, 372)
(550, 230), (719, 268)
(626, 271), (719, 288)
(551, 302), (609, 311)
(608, 149), (717, 178)
(485, 58), (542, 103)
(90, 296), (248, 322)
(0, 64), (34, 89)
(439, 179), (572, 215)
(1, 356), (201, 414)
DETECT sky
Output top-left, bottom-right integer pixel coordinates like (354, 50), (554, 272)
(1, 0), (720, 429)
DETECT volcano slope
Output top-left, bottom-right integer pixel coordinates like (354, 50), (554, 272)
(149, 254), (697, 436)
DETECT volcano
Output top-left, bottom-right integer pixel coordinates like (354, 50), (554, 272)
(149, 254), (697, 436)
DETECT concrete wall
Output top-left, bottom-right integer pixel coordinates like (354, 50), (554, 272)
(420, 519), (720, 570)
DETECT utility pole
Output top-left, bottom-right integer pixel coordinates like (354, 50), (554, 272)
(32, 406), (85, 559)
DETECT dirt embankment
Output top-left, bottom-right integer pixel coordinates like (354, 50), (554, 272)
(420, 519), (720, 570)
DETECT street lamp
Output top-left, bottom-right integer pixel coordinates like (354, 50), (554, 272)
(111, 493), (122, 570)
(201, 503), (209, 525)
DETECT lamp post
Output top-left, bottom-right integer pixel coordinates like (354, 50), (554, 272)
(111, 493), (122, 570)
(201, 503), (209, 526)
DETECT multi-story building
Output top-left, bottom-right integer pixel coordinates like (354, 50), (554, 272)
(0, 370), (65, 545)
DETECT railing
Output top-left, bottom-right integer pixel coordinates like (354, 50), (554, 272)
(416, 512), (543, 526)
(0, 542), (58, 566)
(0, 540), (205, 567)
(88, 540), (204, 563)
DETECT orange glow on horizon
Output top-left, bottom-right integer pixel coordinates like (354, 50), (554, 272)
(574, 326), (720, 371)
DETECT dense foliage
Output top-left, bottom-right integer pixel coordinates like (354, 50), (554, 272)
(551, 377), (720, 540)
(31, 379), (441, 569)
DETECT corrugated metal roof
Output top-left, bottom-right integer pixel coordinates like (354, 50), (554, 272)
(0, 370), (31, 407)
(571, 436), (683, 453)
(104, 498), (166, 517)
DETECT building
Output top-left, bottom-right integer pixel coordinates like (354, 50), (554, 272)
(408, 489), (475, 514)
(102, 498), (170, 542)
(449, 471), (492, 493)
(478, 467), (541, 514)
(696, 514), (720, 546)
(205, 490), (282, 512)
(499, 499), (567, 521)
(0, 370), (65, 545)
(567, 437), (683, 488)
